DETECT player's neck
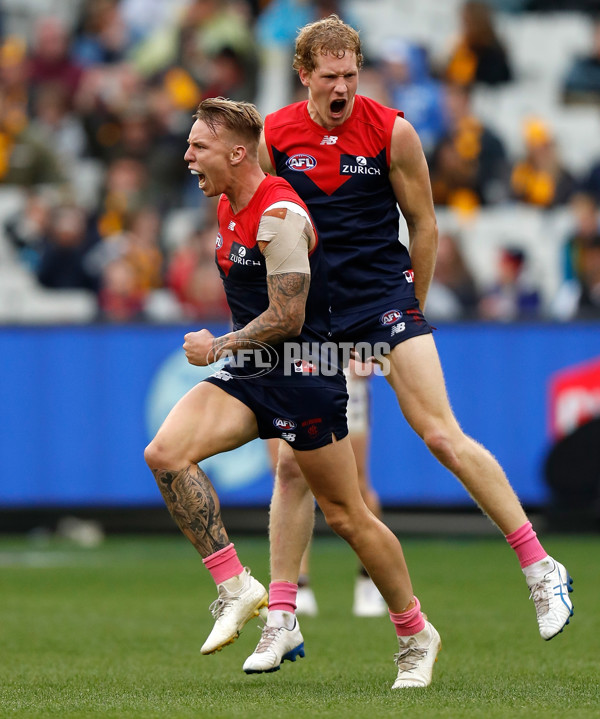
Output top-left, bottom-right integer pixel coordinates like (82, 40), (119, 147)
(226, 165), (266, 214)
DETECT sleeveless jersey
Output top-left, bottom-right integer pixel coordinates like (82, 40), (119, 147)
(215, 174), (337, 383)
(264, 95), (416, 314)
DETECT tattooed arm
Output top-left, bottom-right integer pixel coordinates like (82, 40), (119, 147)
(184, 207), (313, 366)
(212, 271), (308, 355)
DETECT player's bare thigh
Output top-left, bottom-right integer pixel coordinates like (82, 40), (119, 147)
(270, 433), (361, 506)
(147, 381), (259, 466)
(383, 333), (461, 437)
(291, 435), (362, 510)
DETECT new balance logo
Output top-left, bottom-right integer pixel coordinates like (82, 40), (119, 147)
(281, 432), (296, 442)
(228, 220), (236, 231)
(320, 135), (338, 145)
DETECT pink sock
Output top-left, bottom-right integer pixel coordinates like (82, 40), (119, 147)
(202, 543), (244, 585)
(389, 596), (425, 637)
(505, 521), (547, 569)
(268, 581), (298, 613)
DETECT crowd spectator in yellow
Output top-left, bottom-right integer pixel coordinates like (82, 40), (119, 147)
(510, 117), (577, 208)
(429, 83), (509, 214)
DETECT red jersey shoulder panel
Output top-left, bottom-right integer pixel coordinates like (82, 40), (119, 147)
(352, 95), (403, 166)
(216, 176), (315, 276)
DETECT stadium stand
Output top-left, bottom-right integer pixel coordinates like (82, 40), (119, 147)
(1, 0), (600, 323)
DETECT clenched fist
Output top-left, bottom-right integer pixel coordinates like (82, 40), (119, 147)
(183, 329), (216, 366)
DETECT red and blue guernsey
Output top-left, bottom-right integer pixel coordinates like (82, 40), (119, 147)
(264, 95), (415, 315)
(215, 173), (337, 383)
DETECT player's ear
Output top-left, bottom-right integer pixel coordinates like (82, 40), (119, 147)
(230, 144), (246, 165)
(298, 67), (311, 87)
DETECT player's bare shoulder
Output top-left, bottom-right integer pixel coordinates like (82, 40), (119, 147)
(390, 116), (427, 173)
(388, 114), (435, 222)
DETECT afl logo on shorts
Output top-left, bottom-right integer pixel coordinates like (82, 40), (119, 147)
(286, 154), (317, 172)
(215, 233), (223, 249)
(273, 417), (297, 431)
(380, 309), (403, 326)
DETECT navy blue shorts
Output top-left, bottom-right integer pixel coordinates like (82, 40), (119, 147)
(203, 370), (348, 451)
(331, 298), (433, 361)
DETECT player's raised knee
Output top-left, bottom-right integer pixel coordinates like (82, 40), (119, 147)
(144, 437), (173, 470)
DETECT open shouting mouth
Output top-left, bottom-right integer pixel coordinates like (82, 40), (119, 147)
(190, 169), (206, 188)
(330, 98), (347, 116)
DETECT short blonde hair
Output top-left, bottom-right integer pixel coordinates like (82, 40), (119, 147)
(193, 97), (263, 148)
(293, 14), (363, 74)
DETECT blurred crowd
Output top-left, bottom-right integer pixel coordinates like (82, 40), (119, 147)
(2, 0), (600, 323)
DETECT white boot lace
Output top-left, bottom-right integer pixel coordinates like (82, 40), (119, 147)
(394, 639), (428, 675)
(254, 625), (284, 654)
(529, 579), (550, 616)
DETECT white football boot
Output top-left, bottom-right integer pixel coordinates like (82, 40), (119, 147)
(525, 557), (574, 640)
(201, 568), (268, 655)
(243, 612), (305, 673)
(392, 621), (441, 689)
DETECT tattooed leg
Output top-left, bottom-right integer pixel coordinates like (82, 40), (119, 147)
(152, 464), (229, 557)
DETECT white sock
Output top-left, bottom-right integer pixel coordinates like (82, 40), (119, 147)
(522, 556), (553, 582)
(220, 570), (246, 592)
(267, 610), (295, 630)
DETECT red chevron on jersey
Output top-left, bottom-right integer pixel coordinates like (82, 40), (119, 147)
(265, 96), (400, 198)
(264, 95), (415, 314)
(286, 151), (351, 196)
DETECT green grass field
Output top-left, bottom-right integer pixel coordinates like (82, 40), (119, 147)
(1, 532), (598, 719)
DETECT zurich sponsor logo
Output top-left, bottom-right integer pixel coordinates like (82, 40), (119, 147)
(273, 417), (297, 431)
(340, 154), (381, 176)
(286, 154), (317, 171)
(380, 309), (403, 326)
(215, 232), (223, 249)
